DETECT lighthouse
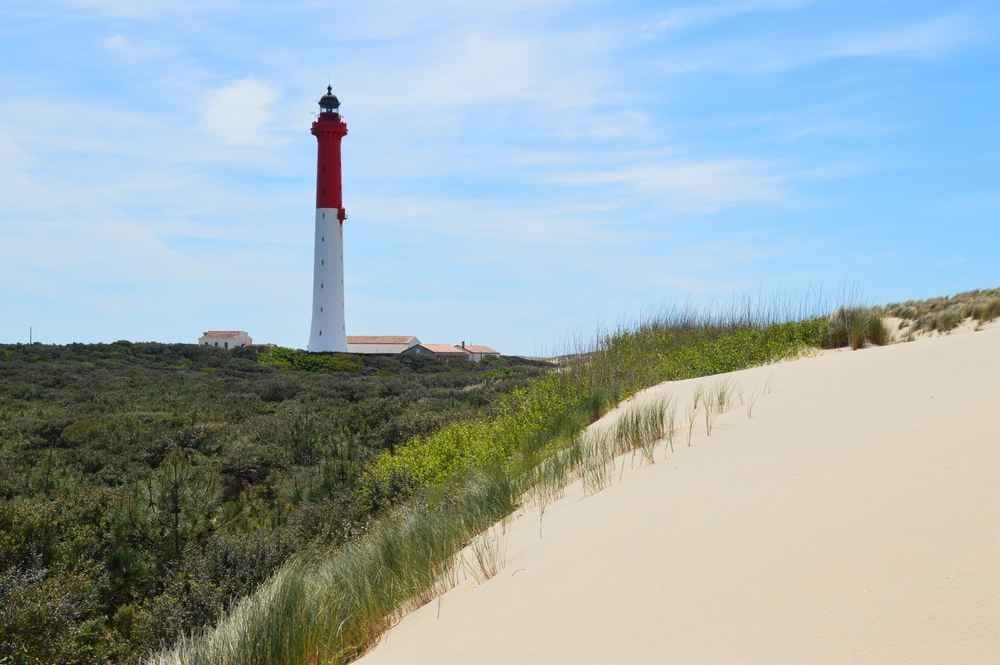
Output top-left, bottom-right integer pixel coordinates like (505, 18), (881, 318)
(308, 86), (349, 352)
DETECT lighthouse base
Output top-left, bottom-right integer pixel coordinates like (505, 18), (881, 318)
(307, 208), (347, 352)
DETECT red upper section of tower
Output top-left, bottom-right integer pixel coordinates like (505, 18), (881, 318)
(311, 89), (348, 219)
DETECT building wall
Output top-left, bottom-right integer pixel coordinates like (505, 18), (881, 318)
(467, 353), (497, 362)
(347, 343), (417, 354)
(198, 332), (252, 349)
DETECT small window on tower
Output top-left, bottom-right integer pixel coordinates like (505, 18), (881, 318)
(321, 259), (325, 266)
(320, 307), (324, 312)
(320, 283), (324, 289)
(319, 330), (323, 336)
(322, 212), (325, 219)
(321, 236), (325, 242)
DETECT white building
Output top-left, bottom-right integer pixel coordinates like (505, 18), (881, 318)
(346, 335), (420, 354)
(199, 331), (253, 349)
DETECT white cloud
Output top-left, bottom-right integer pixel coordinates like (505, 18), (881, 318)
(548, 159), (788, 213)
(660, 13), (983, 75)
(352, 194), (629, 248)
(65, 0), (221, 19)
(100, 34), (157, 62)
(333, 30), (608, 117)
(200, 78), (279, 147)
(644, 0), (811, 36)
(832, 14), (980, 59)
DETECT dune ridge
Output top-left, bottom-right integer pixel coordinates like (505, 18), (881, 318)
(359, 323), (1000, 664)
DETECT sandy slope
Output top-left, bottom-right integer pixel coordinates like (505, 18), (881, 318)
(359, 323), (1000, 665)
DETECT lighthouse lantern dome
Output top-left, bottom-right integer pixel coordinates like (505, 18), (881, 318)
(319, 86), (340, 114)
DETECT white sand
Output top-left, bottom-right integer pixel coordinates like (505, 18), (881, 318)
(359, 323), (1000, 665)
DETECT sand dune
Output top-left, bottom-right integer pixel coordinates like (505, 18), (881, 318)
(358, 323), (1000, 665)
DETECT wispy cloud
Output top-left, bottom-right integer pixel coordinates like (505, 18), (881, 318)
(64, 0), (226, 19)
(548, 159), (789, 213)
(661, 12), (984, 74)
(201, 78), (281, 147)
(101, 34), (161, 62)
(831, 14), (981, 58)
(643, 0), (812, 37)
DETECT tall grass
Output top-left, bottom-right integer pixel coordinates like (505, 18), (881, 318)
(147, 300), (867, 665)
(827, 307), (890, 350)
(614, 398), (671, 464)
(883, 287), (1000, 332)
(149, 472), (516, 665)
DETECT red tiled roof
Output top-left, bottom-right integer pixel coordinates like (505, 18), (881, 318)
(347, 336), (418, 345)
(423, 343), (469, 354)
(463, 344), (498, 354)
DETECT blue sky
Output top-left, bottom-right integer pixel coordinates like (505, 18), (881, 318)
(1, 0), (997, 354)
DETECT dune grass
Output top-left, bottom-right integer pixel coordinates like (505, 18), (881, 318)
(149, 472), (517, 665)
(883, 287), (1000, 333)
(146, 303), (874, 665)
(827, 307), (891, 349)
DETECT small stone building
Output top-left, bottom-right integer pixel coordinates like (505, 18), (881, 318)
(199, 331), (253, 349)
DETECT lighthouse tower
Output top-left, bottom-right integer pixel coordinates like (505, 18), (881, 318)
(308, 86), (349, 352)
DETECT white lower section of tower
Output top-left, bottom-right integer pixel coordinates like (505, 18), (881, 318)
(307, 208), (347, 352)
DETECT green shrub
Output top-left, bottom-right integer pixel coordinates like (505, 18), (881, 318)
(0, 342), (545, 664)
(367, 318), (828, 497)
(973, 300), (1000, 323)
(865, 315), (891, 346)
(257, 346), (362, 373)
(149, 312), (837, 665)
(885, 287), (1000, 332)
(929, 311), (962, 332)
(256, 379), (301, 403)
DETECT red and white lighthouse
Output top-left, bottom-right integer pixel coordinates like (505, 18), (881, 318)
(308, 86), (349, 352)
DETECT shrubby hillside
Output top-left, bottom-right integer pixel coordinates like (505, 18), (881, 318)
(0, 342), (548, 664)
(147, 309), (882, 665)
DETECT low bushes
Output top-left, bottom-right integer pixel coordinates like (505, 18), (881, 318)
(147, 306), (907, 665)
(884, 287), (1000, 332)
(0, 343), (546, 665)
(973, 299), (1000, 323)
(147, 473), (517, 665)
(257, 346), (363, 373)
(367, 318), (830, 498)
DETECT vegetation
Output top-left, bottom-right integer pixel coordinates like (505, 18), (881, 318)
(5, 302), (898, 665)
(827, 307), (891, 349)
(0, 342), (547, 665)
(883, 287), (1000, 333)
(146, 305), (877, 665)
(366, 316), (832, 496)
